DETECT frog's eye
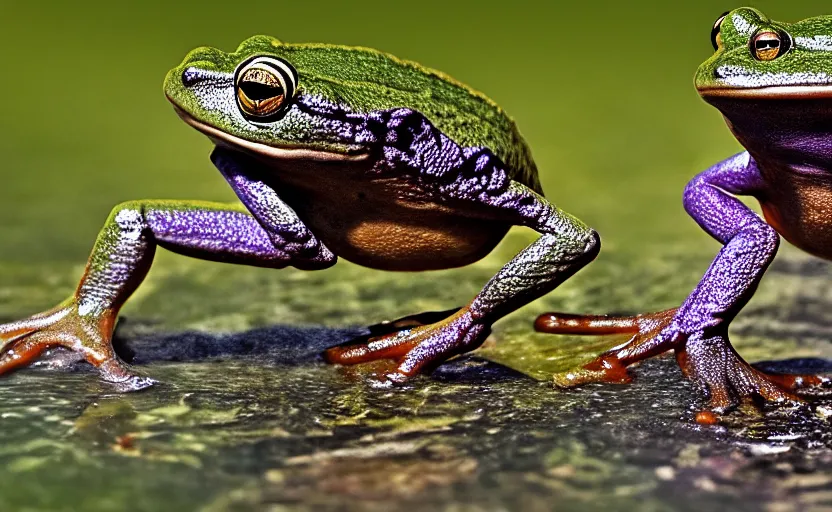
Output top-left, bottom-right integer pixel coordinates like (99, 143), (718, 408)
(711, 11), (729, 51)
(234, 56), (298, 121)
(751, 30), (791, 61)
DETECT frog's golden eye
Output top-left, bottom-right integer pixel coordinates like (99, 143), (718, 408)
(751, 30), (791, 61)
(234, 56), (298, 121)
(711, 11), (729, 51)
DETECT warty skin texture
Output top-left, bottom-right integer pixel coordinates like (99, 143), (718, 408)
(0, 37), (597, 389)
(537, 7), (832, 416)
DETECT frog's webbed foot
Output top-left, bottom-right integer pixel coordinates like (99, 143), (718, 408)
(536, 308), (830, 413)
(535, 308), (678, 387)
(324, 306), (487, 384)
(0, 302), (154, 392)
(676, 332), (830, 413)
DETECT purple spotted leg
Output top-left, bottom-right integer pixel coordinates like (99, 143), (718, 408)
(538, 152), (830, 411)
(0, 149), (335, 390)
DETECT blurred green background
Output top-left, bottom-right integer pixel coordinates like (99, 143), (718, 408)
(2, 4), (832, 510)
(2, 0), (826, 261)
(0, 1), (829, 313)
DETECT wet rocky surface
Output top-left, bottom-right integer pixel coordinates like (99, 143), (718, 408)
(0, 240), (830, 511)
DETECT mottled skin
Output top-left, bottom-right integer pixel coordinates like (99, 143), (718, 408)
(537, 8), (832, 414)
(0, 37), (598, 389)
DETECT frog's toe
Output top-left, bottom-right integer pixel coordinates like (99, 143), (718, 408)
(366, 368), (411, 389)
(675, 332), (820, 416)
(365, 307), (462, 336)
(766, 372), (832, 393)
(0, 333), (54, 375)
(324, 307), (487, 380)
(96, 358), (157, 391)
(0, 308), (74, 376)
(323, 329), (421, 366)
(539, 309), (678, 387)
(552, 354), (634, 387)
(0, 304), (152, 391)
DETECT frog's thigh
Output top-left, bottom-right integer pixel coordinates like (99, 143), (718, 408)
(135, 200), (336, 269)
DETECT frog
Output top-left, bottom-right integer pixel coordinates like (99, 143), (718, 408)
(0, 36), (600, 390)
(535, 7), (832, 415)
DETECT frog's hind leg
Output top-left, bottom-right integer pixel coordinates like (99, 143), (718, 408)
(325, 109), (600, 381)
(534, 309), (678, 386)
(0, 189), (335, 389)
(324, 192), (600, 382)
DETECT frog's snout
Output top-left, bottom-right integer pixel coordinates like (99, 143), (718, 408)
(167, 64), (233, 94)
(181, 67), (206, 88)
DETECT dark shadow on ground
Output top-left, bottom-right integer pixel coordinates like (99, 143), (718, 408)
(23, 318), (809, 385)
(95, 320), (532, 384)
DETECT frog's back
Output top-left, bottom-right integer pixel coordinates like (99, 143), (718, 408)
(222, 38), (545, 271)
(273, 41), (543, 195)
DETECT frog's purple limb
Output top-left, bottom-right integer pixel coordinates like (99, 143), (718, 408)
(0, 194), (334, 389)
(672, 152), (820, 410)
(325, 109), (600, 381)
(210, 148), (336, 270)
(539, 152), (829, 411)
(677, 152), (772, 329)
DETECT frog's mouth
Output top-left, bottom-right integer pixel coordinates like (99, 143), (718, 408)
(698, 84), (832, 100)
(168, 102), (370, 163)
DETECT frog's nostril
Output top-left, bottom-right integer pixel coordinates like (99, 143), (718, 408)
(182, 67), (203, 87)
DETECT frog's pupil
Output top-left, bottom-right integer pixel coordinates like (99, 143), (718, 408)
(240, 82), (283, 101)
(756, 39), (779, 51)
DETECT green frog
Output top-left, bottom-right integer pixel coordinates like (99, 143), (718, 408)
(0, 37), (599, 389)
(537, 7), (832, 416)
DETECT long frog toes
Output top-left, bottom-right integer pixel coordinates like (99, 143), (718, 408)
(324, 306), (488, 383)
(675, 332), (804, 413)
(0, 303), (155, 391)
(540, 309), (679, 387)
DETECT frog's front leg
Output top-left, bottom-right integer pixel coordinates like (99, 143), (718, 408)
(0, 183), (334, 389)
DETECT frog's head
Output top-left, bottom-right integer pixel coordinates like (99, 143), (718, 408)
(164, 36), (372, 162)
(696, 8), (832, 99)
(696, 9), (832, 171)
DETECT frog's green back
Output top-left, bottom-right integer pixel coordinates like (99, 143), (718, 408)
(265, 39), (542, 195)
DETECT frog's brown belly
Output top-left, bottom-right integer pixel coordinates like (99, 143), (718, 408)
(759, 165), (832, 261)
(274, 177), (511, 271)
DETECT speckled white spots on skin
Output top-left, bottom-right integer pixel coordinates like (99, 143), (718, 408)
(77, 299), (97, 317)
(114, 209), (144, 241)
(731, 13), (757, 38)
(716, 65), (832, 87)
(185, 69), (254, 133)
(796, 35), (832, 51)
